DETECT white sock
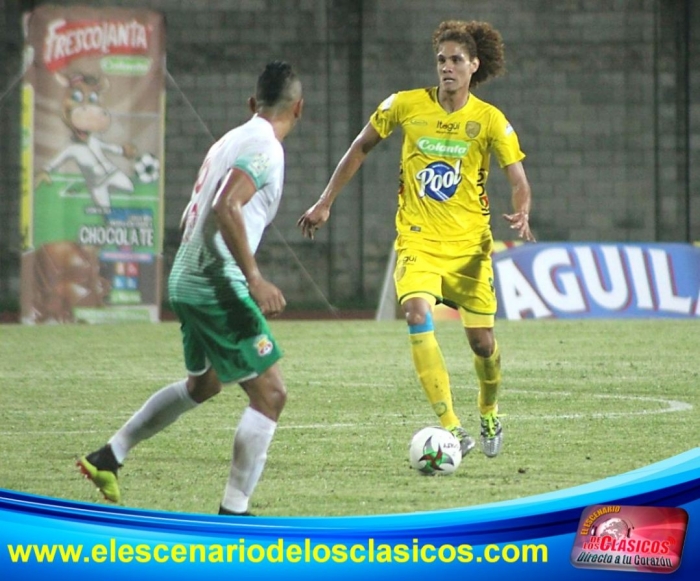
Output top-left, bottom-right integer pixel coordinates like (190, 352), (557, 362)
(109, 380), (198, 464)
(221, 407), (277, 513)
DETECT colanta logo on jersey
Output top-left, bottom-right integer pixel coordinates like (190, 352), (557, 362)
(417, 137), (470, 158)
(416, 160), (462, 201)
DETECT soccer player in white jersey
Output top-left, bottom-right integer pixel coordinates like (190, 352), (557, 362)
(299, 21), (535, 459)
(78, 61), (303, 515)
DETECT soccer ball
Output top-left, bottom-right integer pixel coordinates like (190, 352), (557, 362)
(134, 152), (160, 183)
(409, 426), (462, 475)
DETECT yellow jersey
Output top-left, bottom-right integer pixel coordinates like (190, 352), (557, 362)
(370, 87), (525, 242)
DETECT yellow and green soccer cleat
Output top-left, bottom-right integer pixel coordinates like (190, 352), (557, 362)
(76, 445), (121, 503)
(480, 411), (503, 458)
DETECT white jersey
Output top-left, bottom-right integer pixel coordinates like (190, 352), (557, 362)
(169, 115), (284, 304)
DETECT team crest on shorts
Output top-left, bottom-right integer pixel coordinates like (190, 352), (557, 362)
(254, 335), (274, 357)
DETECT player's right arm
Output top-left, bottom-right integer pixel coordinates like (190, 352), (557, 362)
(297, 122), (383, 239)
(213, 168), (286, 316)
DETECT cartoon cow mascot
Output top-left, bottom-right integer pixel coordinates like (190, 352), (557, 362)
(36, 72), (136, 213)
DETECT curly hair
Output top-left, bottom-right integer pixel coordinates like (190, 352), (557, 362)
(432, 20), (506, 88)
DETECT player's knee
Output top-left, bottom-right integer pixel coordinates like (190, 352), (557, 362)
(468, 335), (495, 358)
(187, 371), (222, 403)
(469, 339), (493, 357)
(267, 381), (287, 413)
(402, 296), (433, 329)
(190, 382), (222, 402)
(404, 310), (429, 327)
(252, 382), (287, 421)
(246, 369), (287, 420)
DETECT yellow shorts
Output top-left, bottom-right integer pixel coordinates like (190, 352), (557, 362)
(394, 233), (496, 328)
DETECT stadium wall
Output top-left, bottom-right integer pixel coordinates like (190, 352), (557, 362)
(1, 0), (698, 317)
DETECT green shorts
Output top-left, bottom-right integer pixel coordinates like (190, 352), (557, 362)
(170, 296), (282, 384)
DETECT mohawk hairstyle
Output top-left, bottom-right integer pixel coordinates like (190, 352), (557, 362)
(255, 61), (300, 108)
(432, 20), (506, 88)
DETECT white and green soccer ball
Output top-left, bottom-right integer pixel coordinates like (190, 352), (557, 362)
(134, 152), (160, 183)
(409, 426), (462, 475)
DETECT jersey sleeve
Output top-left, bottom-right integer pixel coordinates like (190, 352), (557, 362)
(369, 93), (400, 139)
(232, 141), (278, 190)
(489, 109), (526, 168)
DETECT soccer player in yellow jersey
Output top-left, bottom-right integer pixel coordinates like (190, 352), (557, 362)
(298, 20), (535, 458)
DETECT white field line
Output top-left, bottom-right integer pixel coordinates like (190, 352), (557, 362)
(504, 390), (694, 419)
(0, 391), (692, 436)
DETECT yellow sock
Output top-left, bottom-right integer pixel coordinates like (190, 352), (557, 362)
(475, 340), (501, 416)
(409, 314), (460, 429)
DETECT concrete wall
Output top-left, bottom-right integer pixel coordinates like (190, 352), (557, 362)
(1, 0), (698, 312)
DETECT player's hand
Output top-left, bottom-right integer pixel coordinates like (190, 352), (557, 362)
(297, 202), (331, 240)
(248, 276), (286, 317)
(503, 212), (536, 242)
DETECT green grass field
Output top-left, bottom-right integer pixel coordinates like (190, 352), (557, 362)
(0, 319), (698, 517)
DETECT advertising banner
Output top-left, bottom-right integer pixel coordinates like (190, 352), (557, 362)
(432, 242), (700, 321)
(20, 5), (165, 324)
(493, 242), (700, 320)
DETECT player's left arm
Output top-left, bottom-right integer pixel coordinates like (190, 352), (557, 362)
(213, 168), (286, 316)
(502, 161), (536, 242)
(489, 109), (535, 242)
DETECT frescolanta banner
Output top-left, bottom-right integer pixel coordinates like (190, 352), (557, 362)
(492, 242), (700, 320)
(20, 5), (166, 324)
